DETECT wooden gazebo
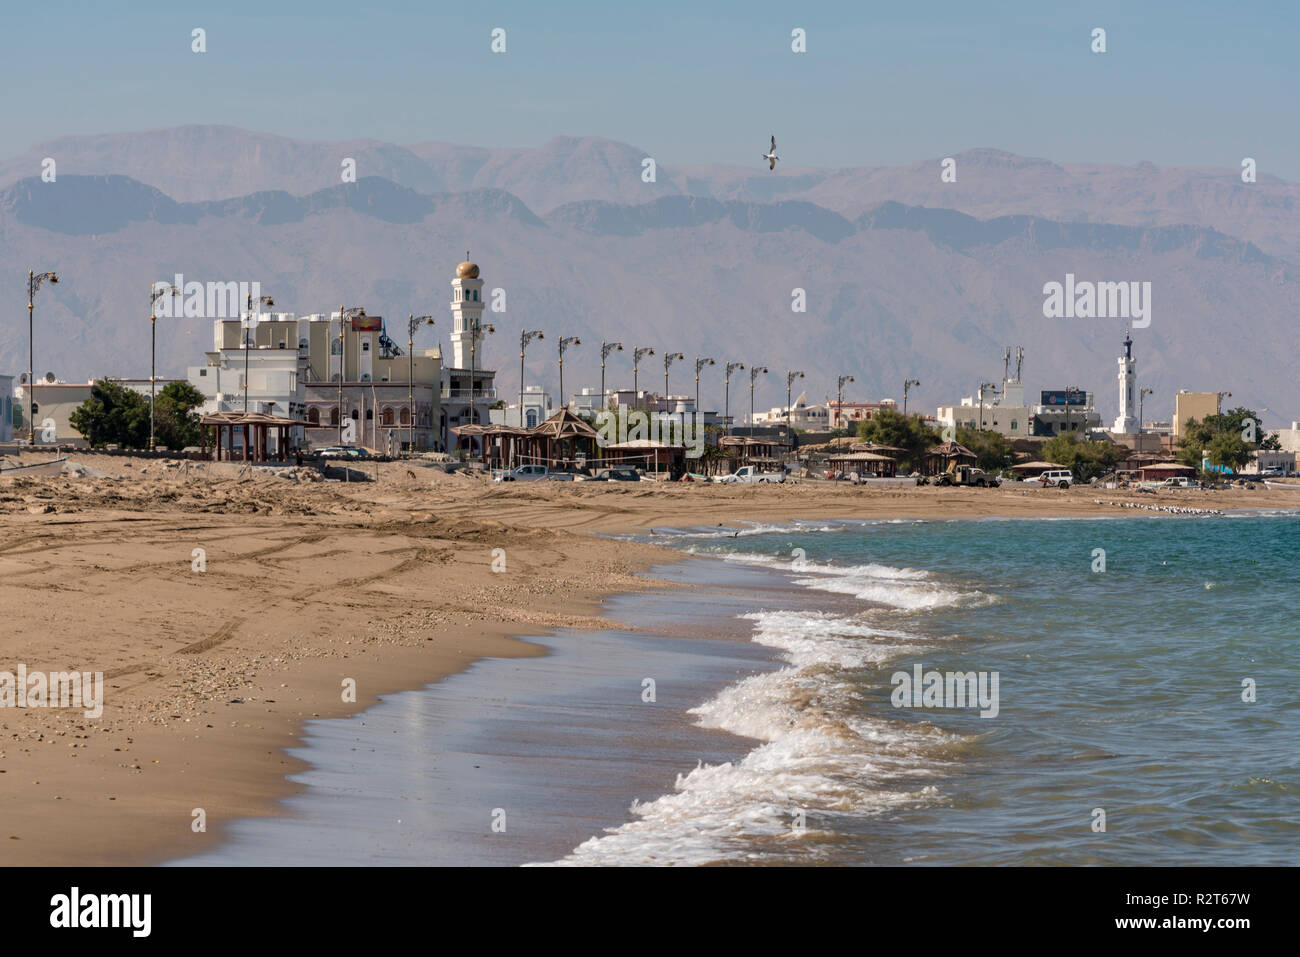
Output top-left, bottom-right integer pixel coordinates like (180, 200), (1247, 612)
(924, 440), (977, 476)
(528, 408), (601, 466)
(828, 451), (898, 478)
(201, 411), (302, 462)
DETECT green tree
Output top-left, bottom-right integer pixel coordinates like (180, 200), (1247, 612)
(956, 427), (1014, 473)
(69, 379), (150, 448)
(153, 381), (206, 451)
(857, 408), (940, 471)
(1039, 433), (1122, 482)
(1177, 406), (1267, 475)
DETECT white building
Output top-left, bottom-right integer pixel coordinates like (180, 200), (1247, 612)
(492, 385), (554, 429)
(752, 391), (830, 430)
(187, 312), (304, 420)
(442, 257), (497, 449)
(1112, 329), (1139, 433)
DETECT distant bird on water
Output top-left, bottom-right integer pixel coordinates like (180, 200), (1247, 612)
(762, 135), (779, 170)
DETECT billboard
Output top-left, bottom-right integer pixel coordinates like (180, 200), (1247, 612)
(1040, 390), (1086, 407)
(351, 315), (383, 332)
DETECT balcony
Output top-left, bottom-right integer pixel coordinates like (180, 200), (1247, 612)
(441, 388), (497, 400)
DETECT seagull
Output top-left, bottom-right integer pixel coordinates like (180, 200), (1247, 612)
(763, 135), (779, 171)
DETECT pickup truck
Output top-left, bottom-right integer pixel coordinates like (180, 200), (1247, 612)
(716, 465), (786, 484)
(935, 465), (1000, 488)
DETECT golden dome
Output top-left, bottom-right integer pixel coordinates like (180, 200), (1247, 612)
(456, 261), (480, 279)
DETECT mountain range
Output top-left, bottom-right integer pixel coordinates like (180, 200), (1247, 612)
(2, 125), (1297, 424)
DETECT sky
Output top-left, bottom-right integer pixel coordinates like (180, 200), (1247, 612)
(5, 0), (1299, 177)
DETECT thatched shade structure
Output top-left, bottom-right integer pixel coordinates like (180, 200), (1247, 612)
(201, 411), (302, 463)
(828, 451), (898, 478)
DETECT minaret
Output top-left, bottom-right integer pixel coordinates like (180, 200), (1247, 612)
(1112, 327), (1138, 433)
(449, 253), (484, 369)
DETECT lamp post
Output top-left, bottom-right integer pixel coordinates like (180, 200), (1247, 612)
(633, 347), (654, 401)
(558, 336), (581, 409)
(1064, 385), (1081, 436)
(519, 329), (544, 426)
(749, 365), (768, 431)
(243, 290), (274, 413)
(469, 317), (495, 429)
(26, 269), (60, 445)
(1139, 387), (1154, 436)
(903, 378), (920, 418)
(1216, 391), (1232, 415)
(724, 361), (745, 437)
(336, 306), (366, 444)
(785, 370), (805, 432)
(150, 282), (181, 449)
(662, 352), (684, 408)
(600, 341), (623, 410)
(836, 374), (855, 431)
(694, 357), (715, 420)
(407, 314), (434, 453)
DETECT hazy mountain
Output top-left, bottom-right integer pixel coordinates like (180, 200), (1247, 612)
(3, 174), (1297, 425)
(4, 127), (1299, 259)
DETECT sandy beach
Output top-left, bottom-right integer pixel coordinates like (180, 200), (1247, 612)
(1, 451), (1294, 865)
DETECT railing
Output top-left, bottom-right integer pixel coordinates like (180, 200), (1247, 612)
(441, 388), (497, 400)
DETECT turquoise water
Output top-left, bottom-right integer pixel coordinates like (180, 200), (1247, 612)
(564, 514), (1300, 865)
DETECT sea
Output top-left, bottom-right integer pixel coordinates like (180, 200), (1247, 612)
(173, 512), (1300, 866)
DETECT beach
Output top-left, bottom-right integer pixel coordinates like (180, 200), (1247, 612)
(1, 451), (1295, 865)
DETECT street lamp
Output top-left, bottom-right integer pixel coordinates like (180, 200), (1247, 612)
(600, 341), (623, 410)
(558, 336), (581, 409)
(407, 314), (434, 453)
(724, 361), (745, 437)
(749, 365), (768, 431)
(150, 282), (181, 449)
(519, 329), (544, 425)
(836, 374), (855, 431)
(469, 317), (495, 428)
(663, 352), (685, 405)
(243, 290), (274, 413)
(785, 370), (805, 431)
(1216, 391), (1232, 414)
(694, 357), (715, 420)
(26, 269), (59, 445)
(632, 346), (654, 400)
(336, 306), (366, 444)
(903, 379), (920, 417)
(1139, 387), (1154, 435)
(1064, 385), (1081, 436)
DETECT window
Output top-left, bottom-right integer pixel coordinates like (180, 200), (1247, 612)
(307, 408), (320, 425)
(329, 408), (339, 426)
(360, 373), (371, 382)
(1011, 420), (1018, 431)
(399, 408), (410, 425)
(382, 408), (394, 426)
(362, 341), (370, 352)
(200, 369), (207, 376)
(366, 409), (373, 420)
(350, 410), (359, 420)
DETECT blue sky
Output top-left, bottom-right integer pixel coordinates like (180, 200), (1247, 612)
(6, 0), (1299, 175)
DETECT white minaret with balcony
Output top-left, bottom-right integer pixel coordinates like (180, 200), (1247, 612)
(1112, 328), (1139, 433)
(449, 256), (484, 369)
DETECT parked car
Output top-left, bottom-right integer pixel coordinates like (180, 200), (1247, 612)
(1024, 469), (1074, 489)
(716, 465), (786, 484)
(493, 464), (576, 482)
(318, 446), (370, 460)
(1161, 476), (1196, 488)
(580, 466), (643, 482)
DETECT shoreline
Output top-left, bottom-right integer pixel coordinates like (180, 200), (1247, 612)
(2, 452), (1296, 866)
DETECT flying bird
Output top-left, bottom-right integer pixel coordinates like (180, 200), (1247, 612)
(762, 135), (778, 171)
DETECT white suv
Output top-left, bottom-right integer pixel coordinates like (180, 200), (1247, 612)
(1027, 469), (1074, 489)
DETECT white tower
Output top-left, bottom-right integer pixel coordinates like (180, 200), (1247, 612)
(449, 254), (484, 369)
(1112, 328), (1138, 433)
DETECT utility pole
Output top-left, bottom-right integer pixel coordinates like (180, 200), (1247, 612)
(150, 282), (180, 449)
(749, 365), (768, 432)
(243, 289), (274, 413)
(724, 361), (745, 437)
(836, 374), (855, 431)
(600, 341), (623, 410)
(558, 336), (581, 409)
(1139, 387), (1154, 436)
(694, 357), (715, 420)
(519, 329), (544, 426)
(663, 352), (684, 406)
(903, 378), (920, 418)
(408, 314), (434, 452)
(633, 346), (654, 401)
